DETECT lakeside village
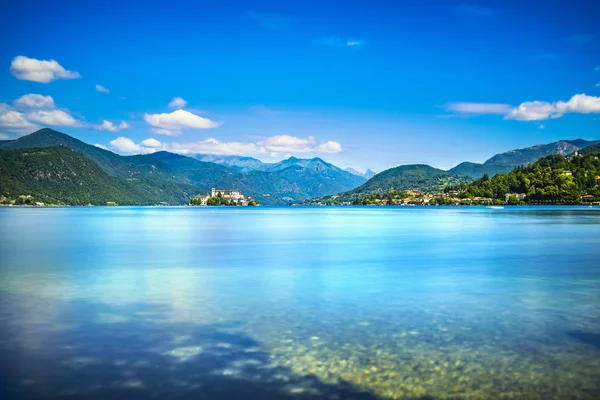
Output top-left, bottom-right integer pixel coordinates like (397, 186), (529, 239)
(310, 190), (530, 206)
(306, 172), (600, 207)
(189, 188), (259, 206)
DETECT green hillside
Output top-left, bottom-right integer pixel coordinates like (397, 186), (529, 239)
(449, 139), (599, 179)
(310, 164), (468, 204)
(350, 164), (466, 194)
(0, 147), (193, 205)
(449, 162), (512, 180)
(451, 151), (600, 204)
(0, 130), (366, 205)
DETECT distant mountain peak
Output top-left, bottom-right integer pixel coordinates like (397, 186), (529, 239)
(344, 167), (377, 179)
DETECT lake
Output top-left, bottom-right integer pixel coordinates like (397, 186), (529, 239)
(0, 206), (599, 399)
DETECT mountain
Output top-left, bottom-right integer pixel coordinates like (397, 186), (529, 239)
(263, 157), (367, 197)
(0, 129), (201, 204)
(0, 128), (177, 179)
(0, 147), (194, 205)
(345, 167), (377, 180)
(449, 139), (600, 179)
(364, 169), (377, 179)
(453, 150), (600, 204)
(579, 142), (600, 155)
(193, 154), (367, 196)
(194, 154), (269, 172)
(348, 164), (467, 195)
(310, 164), (468, 204)
(147, 151), (307, 203)
(1, 129), (363, 205)
(449, 162), (511, 180)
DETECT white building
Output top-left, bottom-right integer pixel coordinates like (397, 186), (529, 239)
(192, 188), (250, 206)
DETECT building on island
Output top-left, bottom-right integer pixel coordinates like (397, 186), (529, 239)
(191, 188), (254, 206)
(210, 188), (245, 201)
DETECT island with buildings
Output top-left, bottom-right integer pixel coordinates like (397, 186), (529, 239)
(189, 188), (258, 206)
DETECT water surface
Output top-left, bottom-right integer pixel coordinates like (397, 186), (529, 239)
(1, 206), (599, 399)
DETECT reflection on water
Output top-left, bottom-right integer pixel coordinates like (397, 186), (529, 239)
(0, 206), (599, 399)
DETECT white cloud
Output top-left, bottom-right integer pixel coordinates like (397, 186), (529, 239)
(447, 94), (600, 121)
(260, 135), (342, 154)
(505, 94), (600, 121)
(321, 36), (367, 48)
(316, 141), (343, 153)
(94, 144), (109, 150)
(108, 135), (343, 157)
(25, 109), (80, 127)
(144, 109), (220, 136)
(96, 120), (131, 132)
(10, 56), (81, 83)
(445, 102), (513, 115)
(0, 106), (39, 134)
(96, 84), (110, 93)
(538, 124), (545, 129)
(150, 128), (179, 136)
(0, 95), (82, 137)
(168, 97), (187, 109)
(14, 94), (55, 109)
(109, 137), (155, 155)
(140, 138), (162, 148)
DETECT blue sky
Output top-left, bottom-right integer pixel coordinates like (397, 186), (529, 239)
(1, 0), (599, 172)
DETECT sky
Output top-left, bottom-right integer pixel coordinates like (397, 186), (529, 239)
(1, 0), (599, 172)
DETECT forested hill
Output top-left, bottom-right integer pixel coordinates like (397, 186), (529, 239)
(0, 147), (195, 205)
(450, 151), (600, 204)
(449, 139), (599, 179)
(308, 164), (468, 204)
(0, 129), (366, 205)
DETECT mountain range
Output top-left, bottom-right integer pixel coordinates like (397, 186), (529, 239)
(449, 139), (600, 179)
(0, 129), (365, 205)
(1, 128), (598, 206)
(319, 164), (469, 204)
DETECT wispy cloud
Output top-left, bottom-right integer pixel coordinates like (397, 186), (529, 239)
(96, 84), (110, 94)
(10, 56), (81, 83)
(445, 102), (512, 115)
(445, 94), (600, 121)
(14, 94), (55, 109)
(95, 120), (131, 132)
(108, 135), (343, 157)
(246, 12), (290, 30)
(320, 36), (367, 48)
(168, 97), (187, 109)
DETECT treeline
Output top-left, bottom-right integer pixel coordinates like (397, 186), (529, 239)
(449, 152), (600, 204)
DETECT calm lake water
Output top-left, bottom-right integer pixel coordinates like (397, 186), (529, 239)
(0, 206), (599, 399)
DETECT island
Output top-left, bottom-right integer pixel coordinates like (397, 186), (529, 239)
(189, 188), (258, 206)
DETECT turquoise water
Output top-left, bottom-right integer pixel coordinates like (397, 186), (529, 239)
(0, 206), (599, 399)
